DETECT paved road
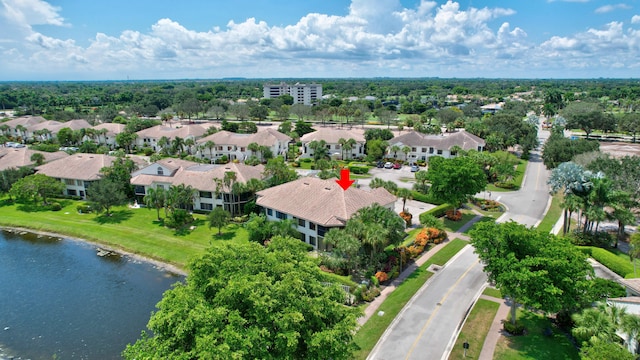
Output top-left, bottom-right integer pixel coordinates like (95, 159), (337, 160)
(368, 245), (487, 360)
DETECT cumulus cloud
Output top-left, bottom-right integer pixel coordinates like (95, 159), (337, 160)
(595, 3), (631, 14)
(632, 15), (640, 23)
(0, 0), (639, 79)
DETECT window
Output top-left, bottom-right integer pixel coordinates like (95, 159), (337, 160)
(156, 167), (164, 175)
(64, 179), (75, 185)
(421, 147), (427, 153)
(67, 189), (77, 196)
(200, 203), (213, 211)
(276, 211), (287, 220)
(134, 185), (146, 195)
(437, 149), (443, 155)
(267, 208), (273, 216)
(309, 236), (316, 246)
(317, 225), (328, 237)
(309, 222), (316, 230)
(411, 147), (416, 152)
(429, 147), (434, 154)
(77, 180), (84, 186)
(79, 190), (85, 197)
(450, 150), (457, 156)
(240, 147), (245, 152)
(298, 218), (305, 227)
(199, 191), (212, 198)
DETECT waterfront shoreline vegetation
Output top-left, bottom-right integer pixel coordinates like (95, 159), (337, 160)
(0, 197), (249, 271)
(353, 238), (468, 359)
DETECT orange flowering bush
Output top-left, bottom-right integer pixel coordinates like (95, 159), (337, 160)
(414, 228), (429, 247)
(406, 244), (424, 259)
(375, 271), (389, 283)
(399, 211), (413, 226)
(445, 209), (462, 221)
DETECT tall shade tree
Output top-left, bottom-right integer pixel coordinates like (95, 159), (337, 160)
(87, 178), (127, 216)
(470, 221), (593, 325)
(123, 236), (360, 360)
(263, 157), (298, 187)
(426, 156), (487, 211)
(9, 173), (65, 205)
(30, 152), (45, 166)
(207, 206), (231, 236)
(561, 102), (606, 139)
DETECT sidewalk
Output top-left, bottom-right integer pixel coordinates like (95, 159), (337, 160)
(357, 214), (482, 326)
(477, 295), (510, 360)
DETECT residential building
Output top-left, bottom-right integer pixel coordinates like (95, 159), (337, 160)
(26, 119), (92, 142)
(300, 128), (366, 160)
(0, 147), (69, 171)
(35, 153), (117, 199)
(86, 123), (126, 148)
(2, 116), (46, 139)
(131, 159), (266, 213)
(387, 130), (486, 162)
(135, 124), (212, 152)
(256, 177), (396, 250)
(263, 82), (322, 105)
(480, 103), (503, 115)
(196, 128), (291, 162)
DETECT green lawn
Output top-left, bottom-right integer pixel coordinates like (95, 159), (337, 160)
(0, 198), (248, 269)
(494, 310), (579, 360)
(536, 192), (563, 233)
(485, 159), (528, 193)
(443, 212), (478, 232)
(483, 287), (503, 299)
(463, 217), (495, 234)
(353, 238), (468, 359)
(449, 299), (500, 360)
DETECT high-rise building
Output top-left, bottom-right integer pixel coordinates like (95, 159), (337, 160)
(263, 82), (322, 105)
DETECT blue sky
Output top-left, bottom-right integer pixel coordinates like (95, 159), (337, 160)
(1, 0), (639, 80)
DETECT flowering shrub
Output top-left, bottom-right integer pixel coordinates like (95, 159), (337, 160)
(445, 209), (462, 221)
(414, 227), (448, 247)
(406, 244), (424, 259)
(375, 271), (389, 283)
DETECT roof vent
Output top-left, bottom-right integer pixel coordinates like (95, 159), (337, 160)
(324, 187), (331, 191)
(303, 182), (309, 185)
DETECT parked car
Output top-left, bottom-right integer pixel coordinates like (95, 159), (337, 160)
(411, 164), (419, 172)
(384, 162), (393, 169)
(376, 161), (385, 168)
(393, 163), (402, 170)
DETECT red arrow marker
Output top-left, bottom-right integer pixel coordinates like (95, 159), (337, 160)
(335, 168), (355, 190)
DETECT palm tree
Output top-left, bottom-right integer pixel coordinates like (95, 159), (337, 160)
(308, 140), (328, 162)
(248, 142), (260, 158)
(338, 138), (347, 160)
(97, 128), (109, 146)
(172, 137), (185, 156)
(184, 138), (195, 155)
(401, 146), (411, 161)
(15, 124), (26, 140)
(203, 140), (216, 162)
(344, 138), (356, 160)
(396, 188), (413, 212)
(389, 145), (401, 159)
(144, 187), (166, 220)
(30, 153), (45, 166)
(572, 307), (618, 345)
(0, 124), (9, 136)
(158, 136), (170, 154)
(622, 313), (640, 352)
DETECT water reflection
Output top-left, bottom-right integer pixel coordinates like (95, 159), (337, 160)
(0, 229), (183, 360)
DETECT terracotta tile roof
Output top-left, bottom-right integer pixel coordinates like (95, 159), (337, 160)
(135, 124), (209, 140)
(28, 119), (91, 133)
(3, 116), (46, 128)
(256, 177), (396, 227)
(131, 162), (266, 193)
(300, 128), (365, 143)
(35, 153), (117, 181)
(0, 147), (69, 171)
(92, 123), (125, 136)
(390, 130), (485, 150)
(197, 128), (291, 147)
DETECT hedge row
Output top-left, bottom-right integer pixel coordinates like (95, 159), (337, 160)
(578, 246), (635, 278)
(411, 190), (445, 205)
(348, 165), (369, 174)
(420, 203), (454, 219)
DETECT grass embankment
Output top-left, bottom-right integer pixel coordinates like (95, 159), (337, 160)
(494, 310), (579, 360)
(449, 299), (500, 359)
(0, 198), (247, 269)
(353, 238), (469, 360)
(536, 192), (563, 233)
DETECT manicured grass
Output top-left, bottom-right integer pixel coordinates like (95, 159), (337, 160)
(402, 227), (423, 247)
(0, 198), (248, 269)
(494, 310), (579, 360)
(463, 217), (495, 234)
(483, 287), (503, 299)
(353, 238), (468, 359)
(536, 192), (563, 233)
(485, 159), (528, 193)
(443, 212), (478, 232)
(449, 299), (500, 360)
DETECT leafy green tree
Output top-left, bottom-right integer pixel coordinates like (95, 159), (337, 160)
(369, 177), (398, 194)
(542, 132), (600, 169)
(87, 179), (127, 216)
(0, 167), (35, 197)
(364, 139), (388, 161)
(618, 112), (640, 143)
(207, 206), (231, 235)
(101, 156), (136, 199)
(580, 340), (635, 360)
(364, 128), (394, 141)
(263, 157), (298, 187)
(30, 152), (45, 166)
(9, 173), (65, 205)
(57, 127), (74, 146)
(561, 102), (605, 139)
(426, 156), (487, 211)
(293, 120), (314, 137)
(308, 140), (329, 161)
(115, 132), (137, 154)
(471, 221), (593, 325)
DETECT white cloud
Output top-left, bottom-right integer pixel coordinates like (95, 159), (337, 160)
(595, 3), (631, 14)
(632, 15), (640, 23)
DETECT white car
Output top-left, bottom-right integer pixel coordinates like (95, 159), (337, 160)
(384, 162), (393, 169)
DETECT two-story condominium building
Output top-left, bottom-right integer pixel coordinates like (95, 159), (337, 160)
(26, 119), (92, 142)
(388, 130), (486, 162)
(2, 116), (46, 140)
(256, 177), (396, 250)
(84, 123), (126, 148)
(35, 153), (117, 199)
(0, 147), (69, 171)
(300, 128), (366, 160)
(196, 128), (291, 162)
(263, 82), (322, 105)
(135, 124), (213, 152)
(131, 159), (266, 213)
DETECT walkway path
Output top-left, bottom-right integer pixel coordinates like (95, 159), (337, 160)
(477, 295), (510, 360)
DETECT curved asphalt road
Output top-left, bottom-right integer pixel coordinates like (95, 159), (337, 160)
(367, 126), (553, 360)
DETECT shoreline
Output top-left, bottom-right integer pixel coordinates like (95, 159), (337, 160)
(0, 226), (188, 277)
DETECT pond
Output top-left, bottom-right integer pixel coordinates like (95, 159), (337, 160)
(0, 229), (183, 359)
